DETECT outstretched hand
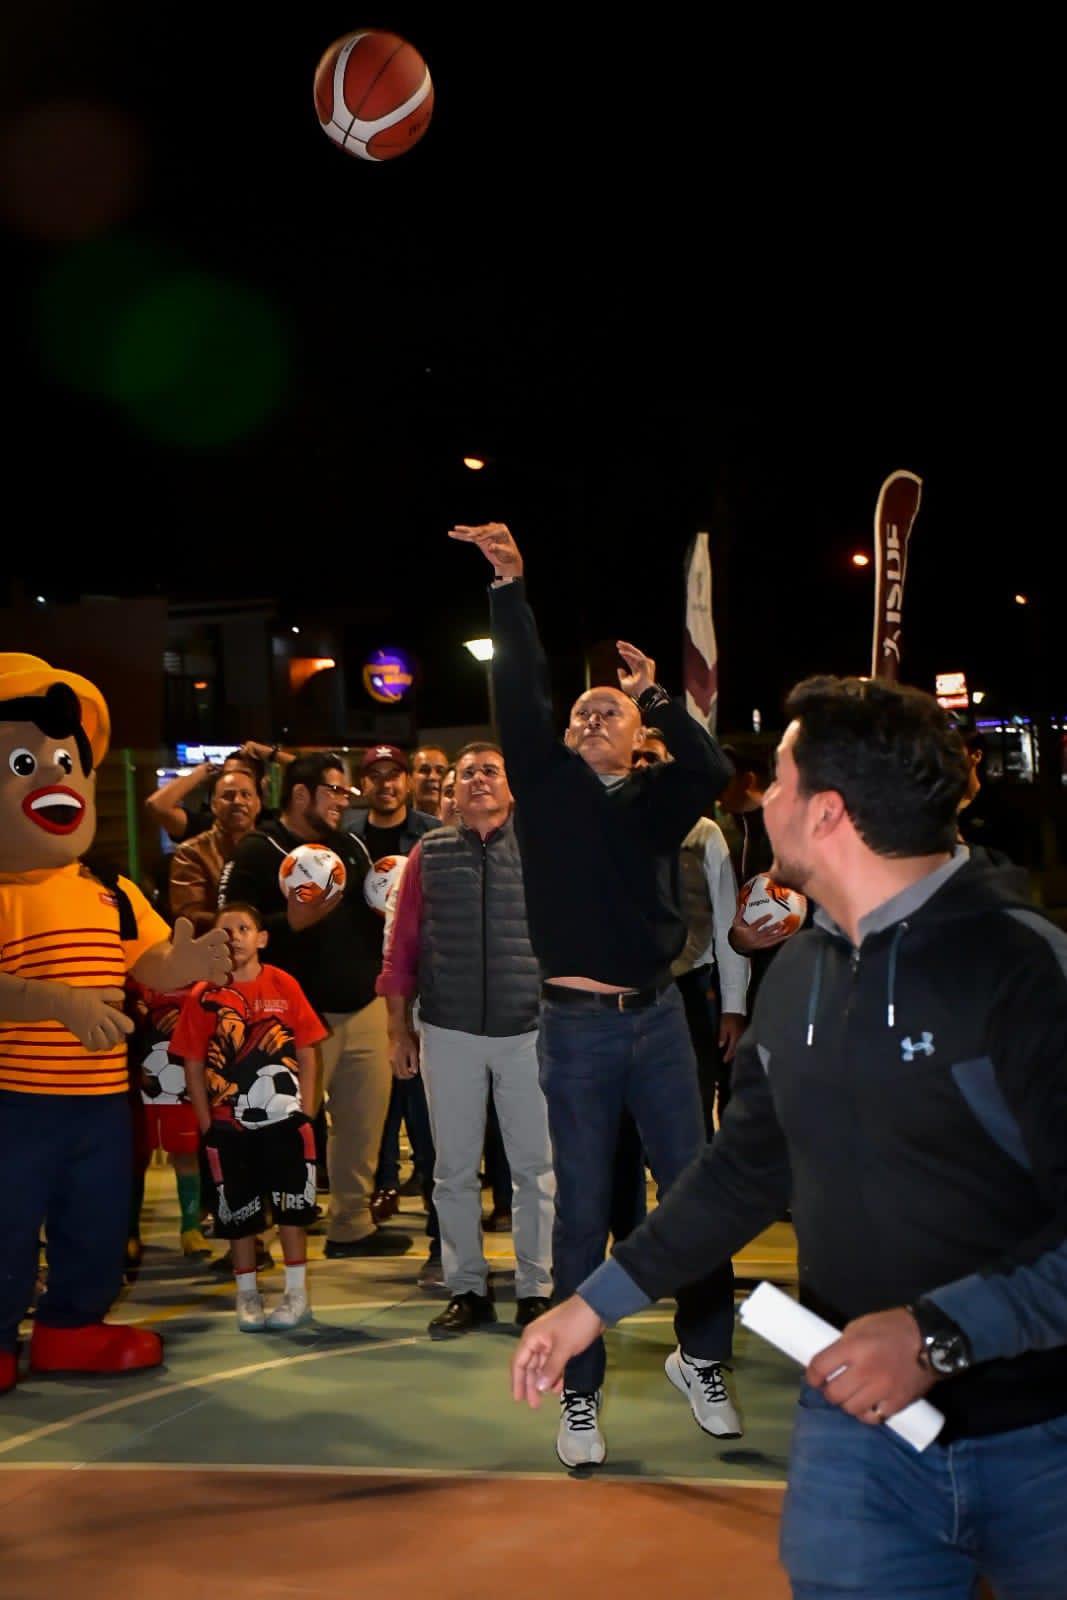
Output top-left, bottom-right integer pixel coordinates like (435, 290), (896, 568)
(449, 523), (524, 580)
(510, 1296), (606, 1408)
(616, 640), (656, 699)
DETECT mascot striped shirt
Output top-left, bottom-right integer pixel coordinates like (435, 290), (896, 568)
(0, 862), (169, 1095)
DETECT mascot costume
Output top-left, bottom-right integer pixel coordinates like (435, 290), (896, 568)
(0, 654), (231, 1394)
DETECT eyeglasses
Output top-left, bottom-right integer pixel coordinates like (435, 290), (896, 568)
(317, 782), (351, 800)
(632, 751), (662, 767)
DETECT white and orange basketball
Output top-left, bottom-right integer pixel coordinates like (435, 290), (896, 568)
(363, 854), (406, 916)
(278, 842), (346, 905)
(737, 873), (808, 937)
(313, 30), (433, 162)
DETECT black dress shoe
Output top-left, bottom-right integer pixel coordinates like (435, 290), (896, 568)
(324, 1230), (413, 1258)
(428, 1291), (497, 1339)
(515, 1296), (551, 1327)
(482, 1207), (512, 1233)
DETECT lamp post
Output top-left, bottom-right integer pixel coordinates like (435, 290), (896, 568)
(463, 637), (496, 733)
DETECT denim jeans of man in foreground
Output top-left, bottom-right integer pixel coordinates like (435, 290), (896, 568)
(537, 984), (735, 1394)
(781, 1384), (1067, 1599)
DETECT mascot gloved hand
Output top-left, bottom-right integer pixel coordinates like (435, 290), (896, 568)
(0, 654), (232, 1395)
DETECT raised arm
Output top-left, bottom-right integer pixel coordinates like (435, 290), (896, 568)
(449, 523), (563, 789)
(145, 763), (214, 842)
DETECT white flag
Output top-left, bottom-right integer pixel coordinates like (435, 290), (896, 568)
(684, 531), (718, 731)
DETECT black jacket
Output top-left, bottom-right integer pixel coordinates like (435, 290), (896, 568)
(489, 578), (732, 987)
(585, 851), (1067, 1439)
(219, 820), (383, 1014)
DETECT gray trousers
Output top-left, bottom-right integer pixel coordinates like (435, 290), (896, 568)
(419, 1022), (554, 1298)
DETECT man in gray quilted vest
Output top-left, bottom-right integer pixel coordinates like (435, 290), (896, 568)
(377, 742), (554, 1338)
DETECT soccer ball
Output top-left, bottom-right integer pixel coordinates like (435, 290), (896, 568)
(141, 1041), (187, 1103)
(278, 842), (346, 904)
(237, 1064), (302, 1127)
(363, 854), (406, 915)
(737, 873), (808, 937)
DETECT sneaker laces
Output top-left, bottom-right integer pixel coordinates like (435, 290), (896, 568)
(689, 1358), (729, 1405)
(561, 1390), (599, 1432)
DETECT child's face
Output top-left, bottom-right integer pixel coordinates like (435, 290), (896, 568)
(217, 913), (266, 968)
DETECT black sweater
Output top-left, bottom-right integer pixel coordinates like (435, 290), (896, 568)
(219, 820), (383, 1015)
(489, 578), (732, 987)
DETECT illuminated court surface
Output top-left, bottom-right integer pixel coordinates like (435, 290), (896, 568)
(1, 1170), (800, 1599)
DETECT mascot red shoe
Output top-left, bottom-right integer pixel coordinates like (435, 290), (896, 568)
(0, 654), (231, 1393)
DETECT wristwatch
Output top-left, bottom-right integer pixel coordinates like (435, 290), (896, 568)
(907, 1299), (973, 1376)
(634, 684), (671, 720)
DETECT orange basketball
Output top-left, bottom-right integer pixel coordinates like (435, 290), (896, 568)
(314, 30), (433, 162)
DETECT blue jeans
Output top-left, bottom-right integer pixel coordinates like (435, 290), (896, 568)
(538, 985), (735, 1392)
(376, 1076), (435, 1189)
(0, 1090), (130, 1351)
(782, 1385), (1067, 1598)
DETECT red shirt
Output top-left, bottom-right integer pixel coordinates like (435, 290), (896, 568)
(171, 963), (327, 1128)
(376, 840), (424, 999)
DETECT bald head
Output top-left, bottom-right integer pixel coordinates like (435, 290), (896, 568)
(565, 686), (643, 776)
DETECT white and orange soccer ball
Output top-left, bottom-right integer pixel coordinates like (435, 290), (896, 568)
(314, 30), (433, 163)
(363, 854), (406, 916)
(277, 843), (347, 905)
(737, 873), (808, 937)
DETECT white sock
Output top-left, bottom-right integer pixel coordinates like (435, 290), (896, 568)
(284, 1261), (307, 1294)
(235, 1269), (258, 1298)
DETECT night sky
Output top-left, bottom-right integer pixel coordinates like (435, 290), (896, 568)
(3, 6), (1056, 733)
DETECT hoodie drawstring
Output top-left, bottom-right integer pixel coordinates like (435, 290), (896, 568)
(805, 945), (826, 1047)
(886, 921), (908, 1028)
(805, 921), (909, 1046)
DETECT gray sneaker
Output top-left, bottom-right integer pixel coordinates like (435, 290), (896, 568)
(665, 1347), (743, 1438)
(556, 1389), (606, 1468)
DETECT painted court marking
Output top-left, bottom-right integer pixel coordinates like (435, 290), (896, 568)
(0, 1334), (418, 1457)
(0, 1459), (787, 1489)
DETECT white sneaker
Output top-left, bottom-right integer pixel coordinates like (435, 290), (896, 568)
(236, 1291), (266, 1332)
(265, 1289), (311, 1330)
(665, 1347), (743, 1438)
(556, 1389), (606, 1468)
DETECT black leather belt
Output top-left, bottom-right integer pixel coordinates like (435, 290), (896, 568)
(541, 981), (673, 1012)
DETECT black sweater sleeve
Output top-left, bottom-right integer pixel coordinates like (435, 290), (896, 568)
(488, 578), (568, 792)
(612, 1027), (792, 1297)
(636, 697), (733, 849)
(219, 833), (291, 944)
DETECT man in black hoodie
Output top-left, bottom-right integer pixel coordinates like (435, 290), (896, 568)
(450, 521), (736, 1470)
(220, 753), (412, 1258)
(513, 675), (1067, 1597)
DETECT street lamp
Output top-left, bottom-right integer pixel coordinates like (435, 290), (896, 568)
(463, 638), (496, 730)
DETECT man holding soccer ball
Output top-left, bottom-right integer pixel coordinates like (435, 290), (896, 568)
(220, 754), (412, 1258)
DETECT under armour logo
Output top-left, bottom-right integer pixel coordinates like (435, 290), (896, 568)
(901, 1032), (935, 1061)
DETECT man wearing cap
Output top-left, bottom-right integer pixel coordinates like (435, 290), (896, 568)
(0, 654), (231, 1394)
(344, 745), (442, 1278)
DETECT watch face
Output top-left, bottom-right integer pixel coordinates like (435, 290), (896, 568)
(929, 1334), (969, 1375)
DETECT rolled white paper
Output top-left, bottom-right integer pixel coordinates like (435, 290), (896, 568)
(738, 1281), (945, 1452)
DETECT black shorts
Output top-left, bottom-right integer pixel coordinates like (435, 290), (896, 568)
(201, 1115), (317, 1239)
